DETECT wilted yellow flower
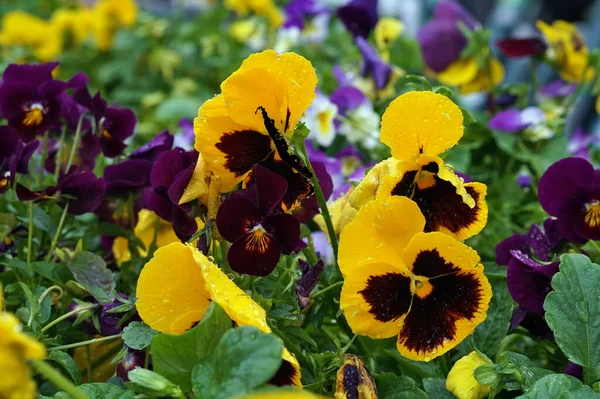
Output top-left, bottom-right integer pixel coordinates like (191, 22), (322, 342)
(334, 354), (378, 399)
(0, 287), (47, 399)
(537, 20), (590, 82)
(446, 352), (492, 399)
(0, 10), (62, 61)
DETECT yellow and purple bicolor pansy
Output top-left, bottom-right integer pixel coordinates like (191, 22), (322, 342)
(136, 242), (302, 386)
(194, 49), (317, 211)
(217, 165), (305, 276)
(352, 91), (488, 241)
(334, 354), (377, 399)
(538, 157), (600, 242)
(339, 196), (492, 361)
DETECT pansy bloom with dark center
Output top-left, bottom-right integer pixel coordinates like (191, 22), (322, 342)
(194, 49), (317, 211)
(217, 165), (305, 276)
(0, 62), (66, 142)
(136, 242), (302, 386)
(538, 157), (600, 242)
(334, 354), (377, 399)
(339, 196), (491, 361)
(0, 126), (39, 194)
(337, 0), (378, 39)
(353, 91), (488, 241)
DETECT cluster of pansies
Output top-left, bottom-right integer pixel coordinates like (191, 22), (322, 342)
(3, 0), (600, 399)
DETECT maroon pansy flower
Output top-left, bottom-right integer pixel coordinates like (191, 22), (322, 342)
(130, 131), (174, 162)
(296, 258), (325, 309)
(0, 126), (39, 194)
(145, 148), (198, 240)
(497, 38), (547, 58)
(0, 62), (66, 142)
(217, 165), (306, 277)
(337, 0), (378, 38)
(16, 166), (106, 215)
(538, 157), (600, 242)
(104, 159), (154, 198)
(509, 306), (553, 338)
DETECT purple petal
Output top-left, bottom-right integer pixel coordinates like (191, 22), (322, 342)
(330, 86), (365, 115)
(171, 206), (198, 240)
(151, 149), (192, 189)
(167, 161), (197, 207)
(104, 159), (153, 196)
(131, 131), (174, 162)
(497, 38), (547, 58)
(488, 109), (528, 132)
(337, 0), (378, 38)
(538, 157), (594, 216)
(526, 224), (552, 261)
(495, 233), (530, 266)
(356, 37), (393, 90)
(262, 213), (303, 254)
(564, 363), (583, 381)
(254, 164), (288, 215)
(145, 189), (174, 222)
(295, 259), (325, 309)
(216, 197), (261, 242)
(417, 19), (467, 73)
(228, 231), (282, 276)
(538, 80), (577, 98)
(433, 1), (479, 30)
(510, 306), (553, 338)
(2, 62), (59, 87)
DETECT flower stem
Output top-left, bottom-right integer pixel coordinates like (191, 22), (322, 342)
(32, 359), (92, 399)
(65, 114), (85, 171)
(296, 141), (339, 262)
(41, 303), (99, 333)
(38, 130), (50, 186)
(48, 334), (121, 352)
(27, 201), (34, 264)
(54, 128), (67, 182)
(45, 203), (70, 262)
(311, 281), (343, 298)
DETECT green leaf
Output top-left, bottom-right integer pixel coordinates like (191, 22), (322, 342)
(422, 378), (455, 399)
(517, 374), (600, 399)
(544, 254), (600, 382)
(53, 383), (136, 399)
(19, 282), (40, 324)
(192, 326), (284, 399)
(151, 303), (232, 391)
(33, 207), (57, 237)
(65, 251), (115, 305)
(122, 322), (157, 350)
(374, 373), (428, 399)
(30, 261), (73, 285)
(126, 368), (184, 397)
(46, 351), (83, 385)
(4, 258), (35, 280)
(0, 212), (17, 241)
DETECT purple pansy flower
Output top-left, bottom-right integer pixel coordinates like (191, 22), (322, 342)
(330, 86), (365, 117)
(489, 107), (545, 133)
(538, 80), (577, 98)
(337, 0), (378, 38)
(417, 1), (478, 73)
(564, 363), (583, 381)
(296, 258), (325, 309)
(284, 0), (327, 29)
(16, 166), (106, 215)
(132, 131), (174, 162)
(216, 165), (306, 277)
(145, 148), (198, 240)
(104, 159), (154, 198)
(517, 171), (532, 188)
(0, 62), (66, 142)
(0, 126), (39, 194)
(538, 157), (600, 242)
(356, 37), (394, 92)
(567, 128), (598, 161)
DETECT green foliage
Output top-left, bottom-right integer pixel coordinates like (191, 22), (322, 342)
(122, 322), (157, 350)
(65, 251), (116, 305)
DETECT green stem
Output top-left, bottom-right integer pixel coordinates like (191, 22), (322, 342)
(54, 128), (67, 182)
(38, 131), (50, 186)
(27, 201), (34, 264)
(48, 334), (121, 352)
(297, 141), (339, 261)
(311, 281), (343, 298)
(45, 203), (70, 262)
(65, 114), (85, 171)
(41, 304), (99, 333)
(38, 286), (63, 304)
(32, 359), (92, 399)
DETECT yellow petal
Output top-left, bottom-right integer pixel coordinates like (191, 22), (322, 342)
(348, 158), (400, 210)
(334, 354), (378, 399)
(380, 91), (464, 162)
(375, 17), (404, 50)
(180, 153), (210, 205)
(596, 96), (600, 115)
(446, 351), (492, 399)
(339, 196), (425, 274)
(436, 58), (479, 87)
(280, 348), (302, 387)
(314, 189), (358, 237)
(238, 389), (328, 399)
(459, 57), (505, 94)
(136, 243), (211, 334)
(221, 50), (317, 135)
(0, 313), (46, 360)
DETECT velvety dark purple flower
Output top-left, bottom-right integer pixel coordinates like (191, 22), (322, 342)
(509, 306), (553, 338)
(284, 0), (327, 29)
(295, 161), (333, 223)
(216, 165), (305, 276)
(117, 348), (149, 381)
(495, 219), (561, 266)
(489, 107), (545, 133)
(337, 0), (378, 38)
(0, 126), (39, 194)
(330, 86), (365, 116)
(417, 1), (478, 73)
(356, 37), (393, 91)
(538, 80), (576, 98)
(567, 128), (598, 161)
(0, 62), (66, 142)
(564, 363), (583, 381)
(104, 159), (153, 197)
(507, 250), (559, 315)
(16, 166), (106, 215)
(538, 157), (600, 242)
(45, 132), (101, 174)
(497, 38), (547, 58)
(145, 148), (198, 240)
(517, 171), (532, 188)
(296, 258), (325, 309)
(131, 131), (174, 162)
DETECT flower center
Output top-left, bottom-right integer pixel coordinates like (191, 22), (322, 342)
(102, 129), (112, 140)
(246, 224), (270, 254)
(0, 178), (8, 189)
(584, 201), (600, 228)
(23, 105), (44, 127)
(412, 276), (433, 299)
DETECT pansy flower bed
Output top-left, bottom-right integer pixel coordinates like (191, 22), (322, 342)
(2, 1), (600, 398)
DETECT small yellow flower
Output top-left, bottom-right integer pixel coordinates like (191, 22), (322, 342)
(92, 0), (138, 51)
(314, 190), (358, 237)
(51, 8), (95, 46)
(136, 242), (301, 386)
(225, 0), (284, 27)
(437, 57), (504, 95)
(0, 287), (47, 399)
(0, 10), (63, 62)
(375, 18), (404, 60)
(334, 354), (378, 399)
(446, 352), (492, 399)
(537, 20), (590, 82)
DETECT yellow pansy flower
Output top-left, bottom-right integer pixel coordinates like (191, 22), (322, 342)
(537, 20), (590, 83)
(436, 56), (504, 95)
(225, 0), (284, 27)
(446, 351), (492, 399)
(338, 197), (492, 361)
(51, 8), (95, 46)
(375, 18), (404, 61)
(92, 0), (138, 51)
(0, 10), (62, 62)
(0, 286), (47, 399)
(194, 50), (317, 211)
(136, 242), (301, 386)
